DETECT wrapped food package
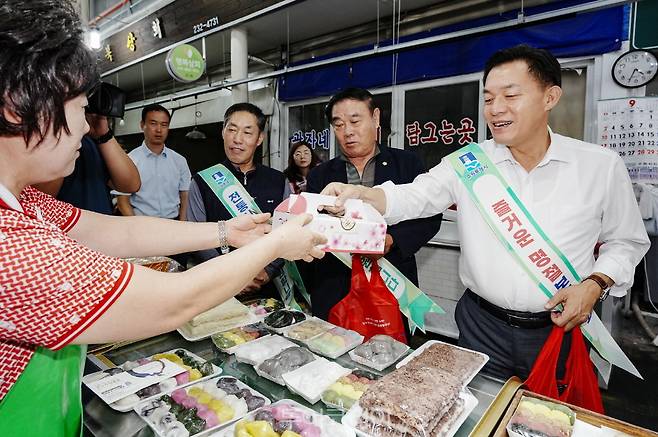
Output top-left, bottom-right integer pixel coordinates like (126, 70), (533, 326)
(282, 358), (351, 404)
(234, 335), (297, 366)
(507, 396), (575, 437)
(321, 370), (379, 411)
(135, 376), (269, 437)
(211, 323), (270, 352)
(283, 318), (334, 342)
(179, 298), (252, 339)
(264, 309), (307, 331)
(305, 326), (364, 359)
(255, 347), (316, 385)
(349, 335), (409, 371)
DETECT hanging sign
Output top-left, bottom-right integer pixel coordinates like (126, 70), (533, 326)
(166, 44), (205, 83)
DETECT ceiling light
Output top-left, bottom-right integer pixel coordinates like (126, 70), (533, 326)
(87, 29), (101, 50)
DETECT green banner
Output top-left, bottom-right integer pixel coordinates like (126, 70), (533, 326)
(447, 143), (641, 378)
(198, 164), (311, 311)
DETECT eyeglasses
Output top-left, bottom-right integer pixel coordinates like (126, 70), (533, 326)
(293, 150), (312, 158)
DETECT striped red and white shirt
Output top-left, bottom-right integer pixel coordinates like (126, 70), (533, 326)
(0, 186), (133, 399)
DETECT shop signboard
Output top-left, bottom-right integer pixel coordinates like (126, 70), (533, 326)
(404, 82), (479, 169)
(166, 44), (205, 83)
(631, 0), (658, 50)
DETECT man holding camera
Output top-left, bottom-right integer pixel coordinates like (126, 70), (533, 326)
(34, 111), (141, 214)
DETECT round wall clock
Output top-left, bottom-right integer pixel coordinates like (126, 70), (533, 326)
(612, 49), (658, 88)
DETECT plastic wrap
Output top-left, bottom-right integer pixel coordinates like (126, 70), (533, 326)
(233, 335), (297, 366)
(210, 323), (270, 353)
(283, 317), (334, 342)
(124, 256), (182, 272)
(281, 357), (351, 404)
(134, 376), (270, 437)
(349, 335), (410, 371)
(321, 370), (380, 411)
(507, 396), (575, 437)
(305, 326), (364, 359)
(83, 348), (221, 412)
(263, 309), (307, 333)
(255, 346), (316, 386)
(218, 399), (356, 437)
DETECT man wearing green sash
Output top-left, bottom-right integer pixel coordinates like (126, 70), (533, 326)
(322, 45), (649, 379)
(187, 103), (291, 300)
(0, 2), (326, 433)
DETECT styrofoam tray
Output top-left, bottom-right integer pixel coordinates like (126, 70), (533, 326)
(395, 340), (488, 388)
(134, 375), (270, 437)
(342, 389), (478, 437)
(177, 310), (262, 342)
(282, 358), (352, 404)
(83, 348), (222, 412)
(233, 334), (297, 366)
(216, 399), (356, 437)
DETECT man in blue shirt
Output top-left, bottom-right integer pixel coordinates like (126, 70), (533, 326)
(117, 104), (191, 220)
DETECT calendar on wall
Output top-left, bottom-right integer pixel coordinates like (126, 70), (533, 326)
(597, 97), (658, 183)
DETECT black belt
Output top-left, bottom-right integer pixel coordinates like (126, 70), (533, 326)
(465, 289), (552, 329)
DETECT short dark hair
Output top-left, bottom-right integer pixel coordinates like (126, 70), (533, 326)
(0, 0), (98, 147)
(141, 104), (171, 123)
(483, 45), (561, 88)
(325, 88), (376, 124)
(223, 103), (266, 133)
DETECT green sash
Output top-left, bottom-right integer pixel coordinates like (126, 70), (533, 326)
(447, 142), (641, 378)
(0, 345), (86, 436)
(198, 164), (311, 310)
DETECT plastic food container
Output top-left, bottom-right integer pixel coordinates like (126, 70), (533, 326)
(233, 335), (297, 366)
(283, 317), (334, 342)
(305, 326), (364, 359)
(263, 309), (308, 333)
(321, 370), (380, 411)
(248, 298), (284, 317)
(134, 375), (270, 437)
(282, 358), (351, 404)
(254, 346), (316, 386)
(348, 335), (410, 371)
(217, 399), (356, 437)
(82, 348), (221, 412)
(507, 395), (576, 437)
(210, 323), (271, 353)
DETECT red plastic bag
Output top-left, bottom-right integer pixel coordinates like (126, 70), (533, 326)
(329, 255), (407, 344)
(525, 326), (604, 413)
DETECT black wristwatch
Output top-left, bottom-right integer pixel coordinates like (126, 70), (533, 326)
(94, 128), (114, 144)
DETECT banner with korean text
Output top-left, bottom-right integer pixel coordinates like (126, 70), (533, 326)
(198, 164), (311, 311)
(447, 143), (641, 378)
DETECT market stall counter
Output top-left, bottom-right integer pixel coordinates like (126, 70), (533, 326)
(82, 331), (505, 437)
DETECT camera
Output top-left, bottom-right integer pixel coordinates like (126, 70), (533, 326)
(86, 82), (126, 117)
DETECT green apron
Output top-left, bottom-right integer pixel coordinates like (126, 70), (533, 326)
(0, 345), (85, 436)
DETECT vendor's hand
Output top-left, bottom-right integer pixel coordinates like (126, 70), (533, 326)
(366, 234), (394, 261)
(544, 280), (601, 331)
(226, 213), (271, 248)
(319, 183), (365, 215)
(85, 113), (110, 139)
(240, 269), (270, 293)
(271, 213), (326, 262)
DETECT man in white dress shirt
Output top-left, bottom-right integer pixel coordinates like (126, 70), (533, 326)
(322, 45), (650, 379)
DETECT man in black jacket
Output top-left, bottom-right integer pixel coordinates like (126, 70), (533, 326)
(187, 103), (290, 298)
(306, 88), (442, 321)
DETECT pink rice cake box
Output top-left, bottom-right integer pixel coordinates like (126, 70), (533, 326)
(273, 192), (387, 254)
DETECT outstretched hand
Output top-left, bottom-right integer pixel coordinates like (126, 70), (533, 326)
(226, 213), (271, 248)
(271, 214), (327, 262)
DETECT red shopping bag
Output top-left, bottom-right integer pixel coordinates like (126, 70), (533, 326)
(525, 325), (604, 413)
(329, 255), (407, 344)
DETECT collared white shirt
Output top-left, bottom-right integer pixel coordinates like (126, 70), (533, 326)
(379, 130), (650, 312)
(127, 143), (191, 219)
